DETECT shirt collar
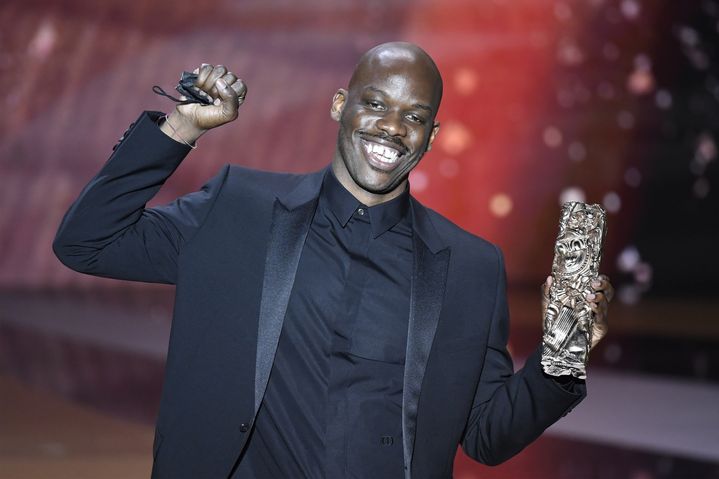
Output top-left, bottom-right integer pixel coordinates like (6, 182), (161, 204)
(321, 168), (410, 238)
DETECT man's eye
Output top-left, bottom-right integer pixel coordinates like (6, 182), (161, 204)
(367, 101), (383, 110)
(407, 114), (425, 124)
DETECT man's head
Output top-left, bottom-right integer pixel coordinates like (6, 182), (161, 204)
(330, 42), (442, 206)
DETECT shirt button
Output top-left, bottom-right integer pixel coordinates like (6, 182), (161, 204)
(239, 423), (249, 432)
(357, 208), (365, 216)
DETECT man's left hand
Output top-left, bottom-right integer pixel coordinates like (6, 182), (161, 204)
(541, 274), (615, 350)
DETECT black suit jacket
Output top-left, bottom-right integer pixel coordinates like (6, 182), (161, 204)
(54, 112), (585, 479)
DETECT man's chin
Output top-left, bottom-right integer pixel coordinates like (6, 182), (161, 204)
(353, 173), (405, 196)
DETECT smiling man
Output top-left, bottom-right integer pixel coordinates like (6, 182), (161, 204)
(53, 42), (613, 479)
(330, 44), (441, 205)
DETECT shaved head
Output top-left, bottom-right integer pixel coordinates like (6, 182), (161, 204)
(348, 42), (443, 112)
(330, 41), (443, 206)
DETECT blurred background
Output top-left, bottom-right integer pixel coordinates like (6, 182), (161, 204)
(1, 0), (718, 478)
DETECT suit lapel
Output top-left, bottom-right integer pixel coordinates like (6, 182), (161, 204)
(254, 170), (325, 415)
(402, 200), (451, 479)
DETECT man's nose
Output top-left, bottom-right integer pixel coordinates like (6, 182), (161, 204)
(376, 111), (407, 137)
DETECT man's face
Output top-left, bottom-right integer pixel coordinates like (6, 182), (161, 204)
(331, 51), (441, 201)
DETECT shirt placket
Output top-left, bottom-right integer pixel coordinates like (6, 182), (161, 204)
(324, 208), (372, 478)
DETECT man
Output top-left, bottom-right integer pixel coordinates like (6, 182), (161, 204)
(53, 42), (613, 478)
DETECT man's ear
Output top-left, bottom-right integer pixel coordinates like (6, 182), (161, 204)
(330, 89), (347, 121)
(426, 121), (440, 151)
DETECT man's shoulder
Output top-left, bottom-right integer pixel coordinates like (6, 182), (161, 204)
(225, 164), (314, 188)
(415, 199), (500, 260)
(219, 164), (322, 201)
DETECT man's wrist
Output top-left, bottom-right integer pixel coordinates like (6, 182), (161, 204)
(159, 111), (206, 146)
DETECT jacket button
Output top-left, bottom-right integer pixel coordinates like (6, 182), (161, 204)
(239, 423), (249, 433)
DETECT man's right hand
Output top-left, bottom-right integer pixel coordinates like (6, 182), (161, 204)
(160, 64), (247, 145)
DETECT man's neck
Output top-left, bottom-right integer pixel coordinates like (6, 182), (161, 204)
(330, 161), (407, 207)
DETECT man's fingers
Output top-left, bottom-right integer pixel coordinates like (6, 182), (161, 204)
(215, 78), (239, 118)
(591, 274), (615, 302)
(604, 280), (615, 302)
(196, 63), (213, 87)
(204, 65), (228, 96)
(231, 79), (248, 104)
(586, 291), (605, 304)
(176, 63), (244, 130)
(540, 276), (551, 318)
(221, 72), (237, 87)
(541, 275), (551, 298)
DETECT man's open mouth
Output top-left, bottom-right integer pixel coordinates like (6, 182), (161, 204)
(360, 138), (406, 172)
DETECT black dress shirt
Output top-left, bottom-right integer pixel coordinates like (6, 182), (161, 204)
(232, 169), (413, 478)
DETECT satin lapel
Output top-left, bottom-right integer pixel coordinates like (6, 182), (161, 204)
(254, 197), (318, 415)
(402, 233), (450, 478)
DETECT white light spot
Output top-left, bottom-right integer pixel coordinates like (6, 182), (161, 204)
(439, 158), (460, 178)
(627, 69), (655, 95)
(559, 186), (586, 205)
(617, 245), (641, 272)
(624, 167), (642, 187)
(678, 26), (699, 47)
(617, 110), (635, 129)
(633, 53), (652, 70)
(655, 89), (672, 109)
(633, 261), (653, 284)
(28, 21), (57, 60)
(696, 133), (717, 164)
(686, 48), (710, 70)
(410, 170), (429, 192)
(693, 177), (710, 198)
(437, 121), (472, 156)
(489, 193), (513, 218)
(454, 68), (478, 96)
(620, 0), (641, 19)
(568, 141), (587, 162)
(603, 191), (622, 213)
(557, 40), (584, 66)
(543, 126), (563, 148)
(618, 284), (641, 305)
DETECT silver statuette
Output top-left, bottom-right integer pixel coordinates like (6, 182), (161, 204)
(541, 201), (607, 379)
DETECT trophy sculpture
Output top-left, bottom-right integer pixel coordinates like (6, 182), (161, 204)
(541, 202), (607, 379)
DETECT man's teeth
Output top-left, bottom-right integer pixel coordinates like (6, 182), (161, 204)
(366, 142), (400, 163)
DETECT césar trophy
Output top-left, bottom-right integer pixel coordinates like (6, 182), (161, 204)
(541, 202), (607, 379)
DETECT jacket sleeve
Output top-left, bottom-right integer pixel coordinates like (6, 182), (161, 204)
(460, 245), (586, 465)
(53, 111), (229, 285)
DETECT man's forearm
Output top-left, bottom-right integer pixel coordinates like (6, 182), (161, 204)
(461, 347), (585, 466)
(53, 111), (191, 281)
